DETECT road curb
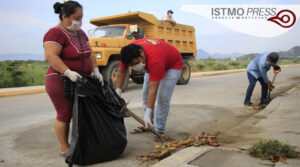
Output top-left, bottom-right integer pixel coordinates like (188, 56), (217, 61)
(152, 147), (242, 167)
(152, 146), (214, 167)
(0, 87), (45, 97)
(191, 69), (246, 78)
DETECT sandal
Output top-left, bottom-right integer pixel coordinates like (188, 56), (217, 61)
(129, 126), (148, 134)
(153, 131), (170, 142)
(59, 152), (68, 157)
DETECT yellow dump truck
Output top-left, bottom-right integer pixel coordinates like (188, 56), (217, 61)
(88, 11), (196, 90)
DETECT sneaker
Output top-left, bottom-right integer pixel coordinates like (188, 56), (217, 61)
(260, 98), (270, 105)
(244, 102), (255, 108)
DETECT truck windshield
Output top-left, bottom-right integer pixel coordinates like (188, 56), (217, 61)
(91, 26), (126, 38)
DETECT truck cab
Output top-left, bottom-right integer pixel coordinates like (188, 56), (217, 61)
(88, 11), (196, 90)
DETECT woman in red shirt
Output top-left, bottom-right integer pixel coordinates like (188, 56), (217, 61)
(43, 1), (103, 156)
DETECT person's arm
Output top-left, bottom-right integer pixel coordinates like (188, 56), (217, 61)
(143, 80), (159, 128)
(87, 42), (98, 68)
(170, 16), (176, 24)
(116, 67), (127, 89)
(44, 42), (68, 74)
(259, 64), (269, 83)
(87, 42), (104, 85)
(44, 42), (82, 82)
(258, 57), (270, 83)
(147, 81), (160, 109)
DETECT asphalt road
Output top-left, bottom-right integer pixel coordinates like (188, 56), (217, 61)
(0, 65), (299, 167)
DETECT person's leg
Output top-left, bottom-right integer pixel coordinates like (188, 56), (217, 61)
(258, 77), (269, 104)
(244, 72), (258, 105)
(155, 69), (181, 132)
(142, 73), (154, 123)
(54, 120), (70, 154)
(45, 74), (72, 154)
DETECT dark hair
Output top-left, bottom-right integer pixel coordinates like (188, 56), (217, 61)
(53, 1), (82, 21)
(268, 52), (279, 64)
(167, 10), (174, 14)
(120, 44), (143, 65)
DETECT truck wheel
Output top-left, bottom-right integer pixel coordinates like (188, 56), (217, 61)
(131, 70), (145, 84)
(102, 60), (129, 91)
(177, 60), (191, 85)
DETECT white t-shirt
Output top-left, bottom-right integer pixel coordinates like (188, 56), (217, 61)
(161, 14), (174, 21)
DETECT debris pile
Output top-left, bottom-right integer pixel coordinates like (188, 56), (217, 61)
(140, 131), (221, 162)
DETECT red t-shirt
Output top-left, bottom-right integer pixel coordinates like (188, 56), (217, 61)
(120, 38), (183, 81)
(43, 27), (92, 75)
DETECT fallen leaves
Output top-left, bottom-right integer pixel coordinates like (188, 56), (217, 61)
(140, 131), (221, 162)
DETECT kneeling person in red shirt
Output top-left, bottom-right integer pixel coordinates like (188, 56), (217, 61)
(116, 38), (183, 141)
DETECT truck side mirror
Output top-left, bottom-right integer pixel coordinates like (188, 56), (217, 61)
(138, 28), (144, 38)
(127, 34), (134, 40)
(127, 28), (144, 40)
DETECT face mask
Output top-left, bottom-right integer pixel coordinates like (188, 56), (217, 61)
(132, 63), (145, 71)
(67, 20), (82, 31)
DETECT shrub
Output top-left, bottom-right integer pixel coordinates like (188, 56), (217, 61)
(0, 60), (49, 88)
(197, 63), (206, 70)
(229, 61), (240, 67)
(215, 63), (228, 70)
(249, 139), (299, 162)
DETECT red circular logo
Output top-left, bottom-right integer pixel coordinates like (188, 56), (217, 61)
(267, 9), (296, 28)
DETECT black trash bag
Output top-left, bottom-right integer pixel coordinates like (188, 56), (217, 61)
(66, 76), (129, 166)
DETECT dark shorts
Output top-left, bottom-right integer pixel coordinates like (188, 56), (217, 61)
(45, 73), (72, 123)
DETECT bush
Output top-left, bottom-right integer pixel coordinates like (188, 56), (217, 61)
(197, 63), (206, 70)
(215, 63), (228, 70)
(0, 60), (49, 88)
(205, 60), (216, 67)
(249, 139), (299, 162)
(229, 61), (240, 67)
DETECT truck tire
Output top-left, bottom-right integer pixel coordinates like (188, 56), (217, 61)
(131, 70), (145, 84)
(102, 60), (129, 91)
(177, 60), (191, 85)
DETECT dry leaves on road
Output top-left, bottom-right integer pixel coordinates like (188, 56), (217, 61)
(140, 131), (221, 162)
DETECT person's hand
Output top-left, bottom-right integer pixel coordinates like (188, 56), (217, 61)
(92, 67), (104, 86)
(144, 108), (153, 129)
(64, 69), (82, 82)
(116, 88), (122, 97)
(273, 65), (281, 71)
(267, 81), (273, 90)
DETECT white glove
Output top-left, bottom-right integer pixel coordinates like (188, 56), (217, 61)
(92, 67), (104, 86)
(64, 69), (82, 82)
(116, 88), (122, 97)
(144, 108), (153, 129)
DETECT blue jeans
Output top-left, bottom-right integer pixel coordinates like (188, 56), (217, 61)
(244, 72), (268, 104)
(142, 69), (181, 132)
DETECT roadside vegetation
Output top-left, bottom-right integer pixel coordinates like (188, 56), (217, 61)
(0, 60), (49, 88)
(0, 58), (299, 88)
(190, 58), (300, 73)
(249, 139), (299, 163)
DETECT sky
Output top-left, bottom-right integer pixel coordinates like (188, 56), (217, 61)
(0, 0), (299, 56)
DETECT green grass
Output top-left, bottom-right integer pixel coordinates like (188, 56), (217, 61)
(190, 59), (251, 72)
(0, 60), (49, 88)
(190, 58), (300, 73)
(249, 139), (299, 162)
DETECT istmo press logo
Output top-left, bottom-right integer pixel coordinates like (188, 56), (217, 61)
(180, 5), (300, 37)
